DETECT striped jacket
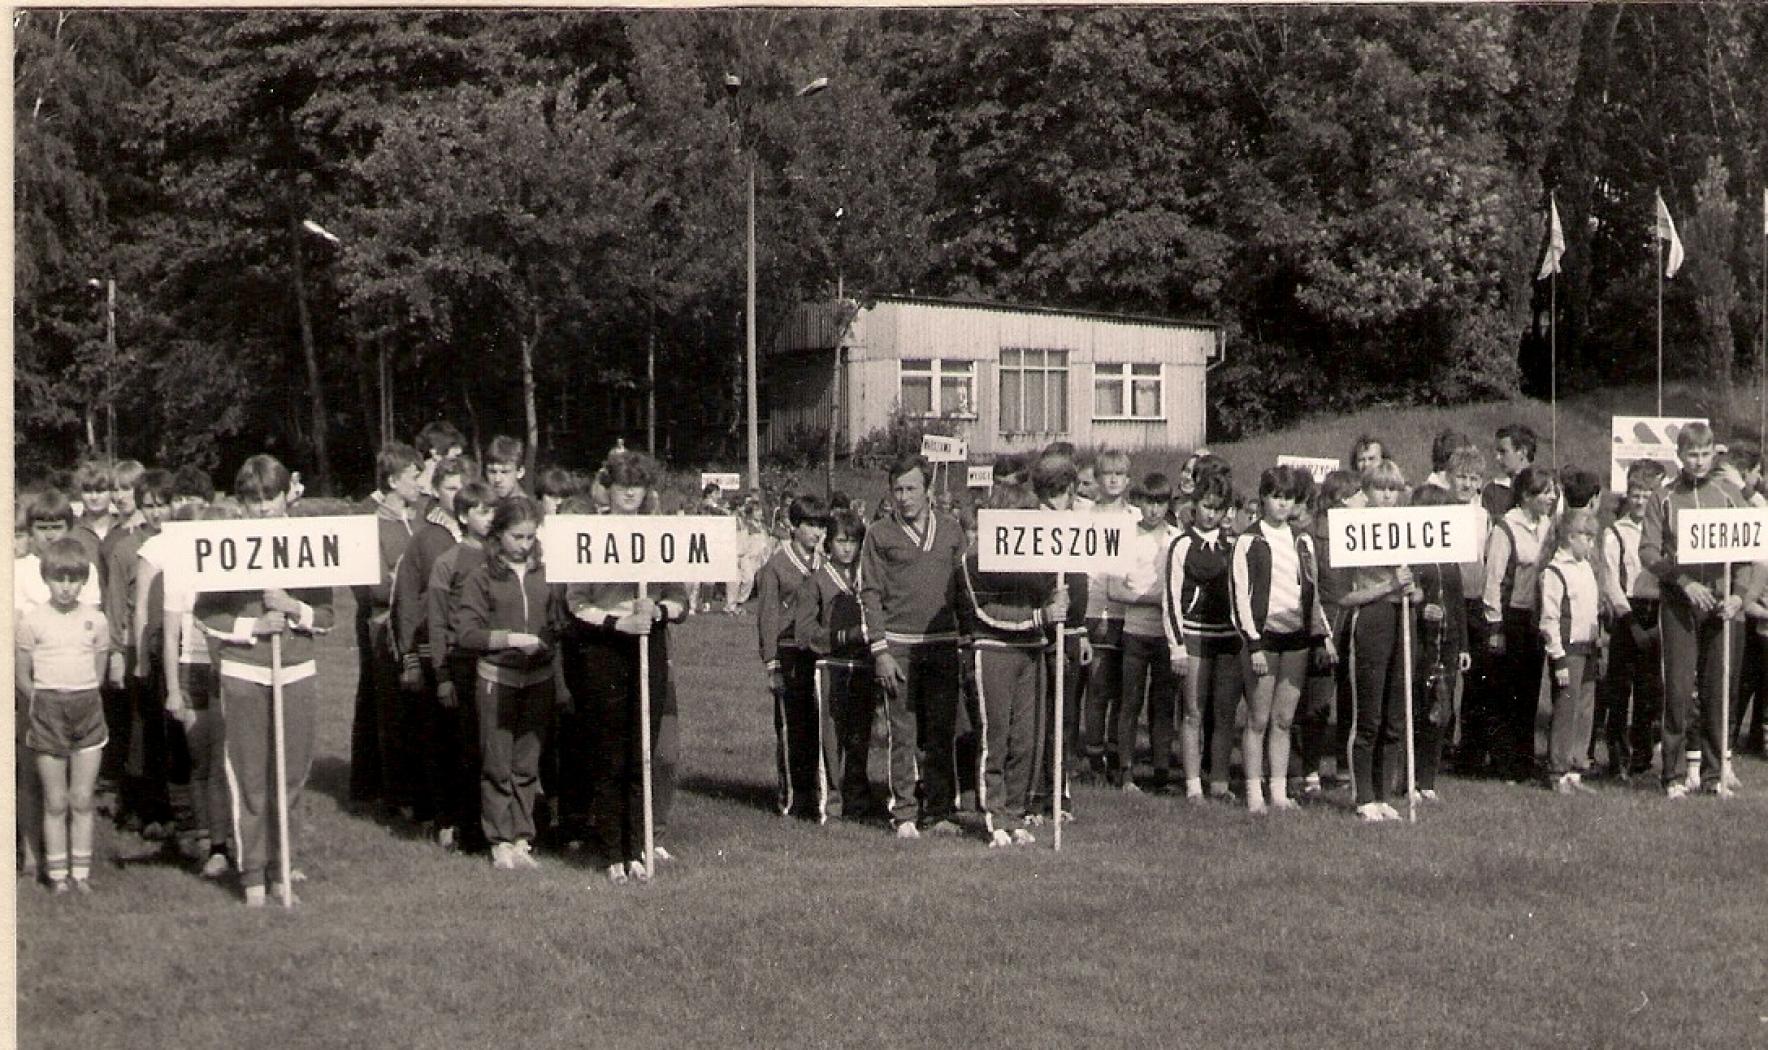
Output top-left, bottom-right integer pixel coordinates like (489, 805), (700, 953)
(795, 560), (869, 663)
(452, 554), (560, 687)
(1163, 525), (1237, 651)
(195, 585), (335, 686)
(858, 507), (964, 652)
(757, 541), (822, 668)
(957, 553), (1056, 650)
(1229, 521), (1328, 651)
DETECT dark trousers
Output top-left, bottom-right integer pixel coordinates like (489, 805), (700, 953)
(477, 674), (552, 846)
(1594, 606), (1663, 775)
(1659, 598), (1743, 788)
(1117, 632), (1175, 783)
(1456, 598), (1499, 769)
(881, 642), (959, 827)
(1348, 603), (1408, 805)
(772, 650), (819, 818)
(368, 619), (411, 811)
(218, 672), (317, 890)
(124, 658), (173, 826)
(444, 659), (484, 846)
(1081, 621), (1122, 762)
(1496, 609), (1545, 778)
(1029, 631), (1084, 812)
(348, 604), (379, 803)
(1296, 659), (1333, 779)
(971, 645), (1044, 828)
(1733, 627), (1767, 754)
(815, 659), (878, 819)
(578, 629), (678, 864)
(1412, 662), (1456, 791)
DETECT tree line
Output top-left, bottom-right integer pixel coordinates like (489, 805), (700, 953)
(14, 6), (1768, 494)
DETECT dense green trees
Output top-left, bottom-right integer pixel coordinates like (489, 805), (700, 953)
(14, 7), (1768, 489)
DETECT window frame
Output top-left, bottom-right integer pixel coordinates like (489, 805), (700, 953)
(898, 357), (978, 420)
(1092, 362), (1166, 422)
(997, 347), (1071, 437)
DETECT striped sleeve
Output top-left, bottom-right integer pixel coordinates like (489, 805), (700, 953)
(1163, 534), (1191, 655)
(1230, 533), (1262, 649)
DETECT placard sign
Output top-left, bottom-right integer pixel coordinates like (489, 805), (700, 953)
(1277, 455), (1341, 483)
(540, 515), (739, 584)
(160, 516), (382, 591)
(921, 434), (968, 463)
(1328, 505), (1486, 568)
(699, 472), (742, 493)
(1675, 507), (1768, 566)
(1612, 415), (1705, 491)
(967, 465), (995, 489)
(977, 511), (1135, 573)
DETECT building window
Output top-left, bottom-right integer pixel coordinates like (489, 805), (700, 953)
(900, 358), (975, 418)
(1093, 363), (1164, 420)
(998, 348), (1069, 435)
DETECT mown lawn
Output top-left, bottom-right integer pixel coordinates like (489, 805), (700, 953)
(14, 597), (1768, 1050)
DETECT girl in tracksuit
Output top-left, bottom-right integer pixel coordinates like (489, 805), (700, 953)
(1481, 465), (1559, 782)
(566, 455), (689, 884)
(1229, 465), (1334, 813)
(1164, 469), (1243, 801)
(1340, 462), (1421, 823)
(452, 495), (560, 871)
(794, 509), (876, 823)
(1539, 508), (1603, 794)
(958, 484), (1064, 845)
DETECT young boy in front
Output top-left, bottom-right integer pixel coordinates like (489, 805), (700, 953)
(1639, 423), (1764, 798)
(1080, 448), (1135, 780)
(356, 443), (423, 822)
(17, 539), (111, 893)
(756, 494), (830, 819)
(795, 509), (879, 822)
(1595, 460), (1665, 779)
(196, 455), (336, 905)
(425, 480), (497, 853)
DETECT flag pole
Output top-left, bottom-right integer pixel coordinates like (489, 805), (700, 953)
(1759, 190), (1766, 445)
(1657, 236), (1665, 417)
(1550, 272), (1558, 469)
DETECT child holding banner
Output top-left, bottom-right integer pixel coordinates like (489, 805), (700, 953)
(566, 455), (690, 882)
(1165, 469), (1243, 801)
(194, 455), (336, 906)
(1230, 466), (1334, 813)
(756, 494), (830, 819)
(1539, 509), (1603, 794)
(958, 484), (1065, 844)
(1341, 462), (1421, 822)
(1027, 453), (1089, 823)
(453, 495), (560, 871)
(795, 509), (877, 822)
(1639, 423), (1762, 799)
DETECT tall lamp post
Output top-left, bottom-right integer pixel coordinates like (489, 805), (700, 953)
(727, 73), (830, 491)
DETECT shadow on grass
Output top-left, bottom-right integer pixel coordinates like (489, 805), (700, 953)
(303, 756), (437, 843)
(677, 770), (781, 814)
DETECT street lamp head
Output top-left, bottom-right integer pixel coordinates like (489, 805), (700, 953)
(87, 278), (103, 289)
(796, 76), (830, 98)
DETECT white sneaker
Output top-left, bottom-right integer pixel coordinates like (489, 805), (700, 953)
(512, 840), (541, 870)
(1270, 796), (1299, 812)
(627, 859), (651, 883)
(894, 821), (921, 840)
(201, 852), (230, 879)
(652, 845), (674, 863)
(988, 829), (1012, 849)
(1357, 802), (1389, 823)
(1713, 782), (1737, 800)
(605, 863), (630, 886)
(1418, 789), (1439, 802)
(1377, 802), (1402, 821)
(1666, 783), (1690, 801)
(1721, 766), (1742, 792)
(1011, 828), (1036, 846)
(491, 842), (518, 870)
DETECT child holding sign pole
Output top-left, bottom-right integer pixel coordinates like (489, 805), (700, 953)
(794, 510), (877, 822)
(566, 455), (689, 883)
(1639, 423), (1762, 799)
(193, 456), (336, 907)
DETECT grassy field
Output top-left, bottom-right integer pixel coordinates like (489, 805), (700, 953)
(17, 386), (1768, 1048)
(15, 595), (1768, 1050)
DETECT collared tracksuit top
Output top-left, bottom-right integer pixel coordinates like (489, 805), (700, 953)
(795, 561), (870, 663)
(757, 541), (822, 670)
(1229, 520), (1328, 650)
(392, 506), (462, 663)
(1164, 525), (1237, 652)
(1084, 500), (1141, 628)
(957, 553), (1058, 650)
(1640, 471), (1760, 601)
(452, 556), (560, 688)
(858, 508), (965, 653)
(195, 585), (336, 687)
(1481, 506), (1554, 626)
(426, 542), (486, 680)
(1108, 522), (1172, 640)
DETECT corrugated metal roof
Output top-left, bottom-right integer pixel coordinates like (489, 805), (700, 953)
(870, 293), (1219, 333)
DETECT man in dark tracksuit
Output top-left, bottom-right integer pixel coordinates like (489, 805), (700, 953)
(1639, 425), (1765, 797)
(860, 454), (966, 838)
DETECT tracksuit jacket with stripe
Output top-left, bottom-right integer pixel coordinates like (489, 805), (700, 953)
(1163, 525), (1238, 653)
(859, 508), (965, 652)
(758, 542), (822, 670)
(1229, 521), (1329, 649)
(796, 561), (870, 662)
(452, 555), (560, 687)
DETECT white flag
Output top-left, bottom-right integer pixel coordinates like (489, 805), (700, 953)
(1655, 190), (1685, 279)
(1538, 194), (1565, 280)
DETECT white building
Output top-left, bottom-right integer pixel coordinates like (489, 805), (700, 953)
(763, 295), (1224, 458)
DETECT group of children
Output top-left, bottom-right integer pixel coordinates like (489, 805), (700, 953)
(753, 421), (1765, 838)
(17, 417), (1763, 899)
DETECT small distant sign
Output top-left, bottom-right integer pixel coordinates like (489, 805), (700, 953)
(1676, 507), (1768, 566)
(699, 472), (743, 493)
(541, 515), (740, 584)
(1612, 415), (1705, 491)
(967, 465), (995, 489)
(1277, 455), (1341, 483)
(921, 434), (967, 463)
(977, 511), (1135, 573)
(161, 516), (381, 591)
(1328, 505), (1485, 568)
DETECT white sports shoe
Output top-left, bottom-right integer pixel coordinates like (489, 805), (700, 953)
(988, 829), (1012, 849)
(491, 842), (518, 870)
(894, 821), (921, 840)
(1011, 828), (1036, 846)
(512, 840), (541, 870)
(201, 852), (230, 879)
(1357, 802), (1390, 823)
(1376, 802), (1402, 821)
(1665, 783), (1690, 801)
